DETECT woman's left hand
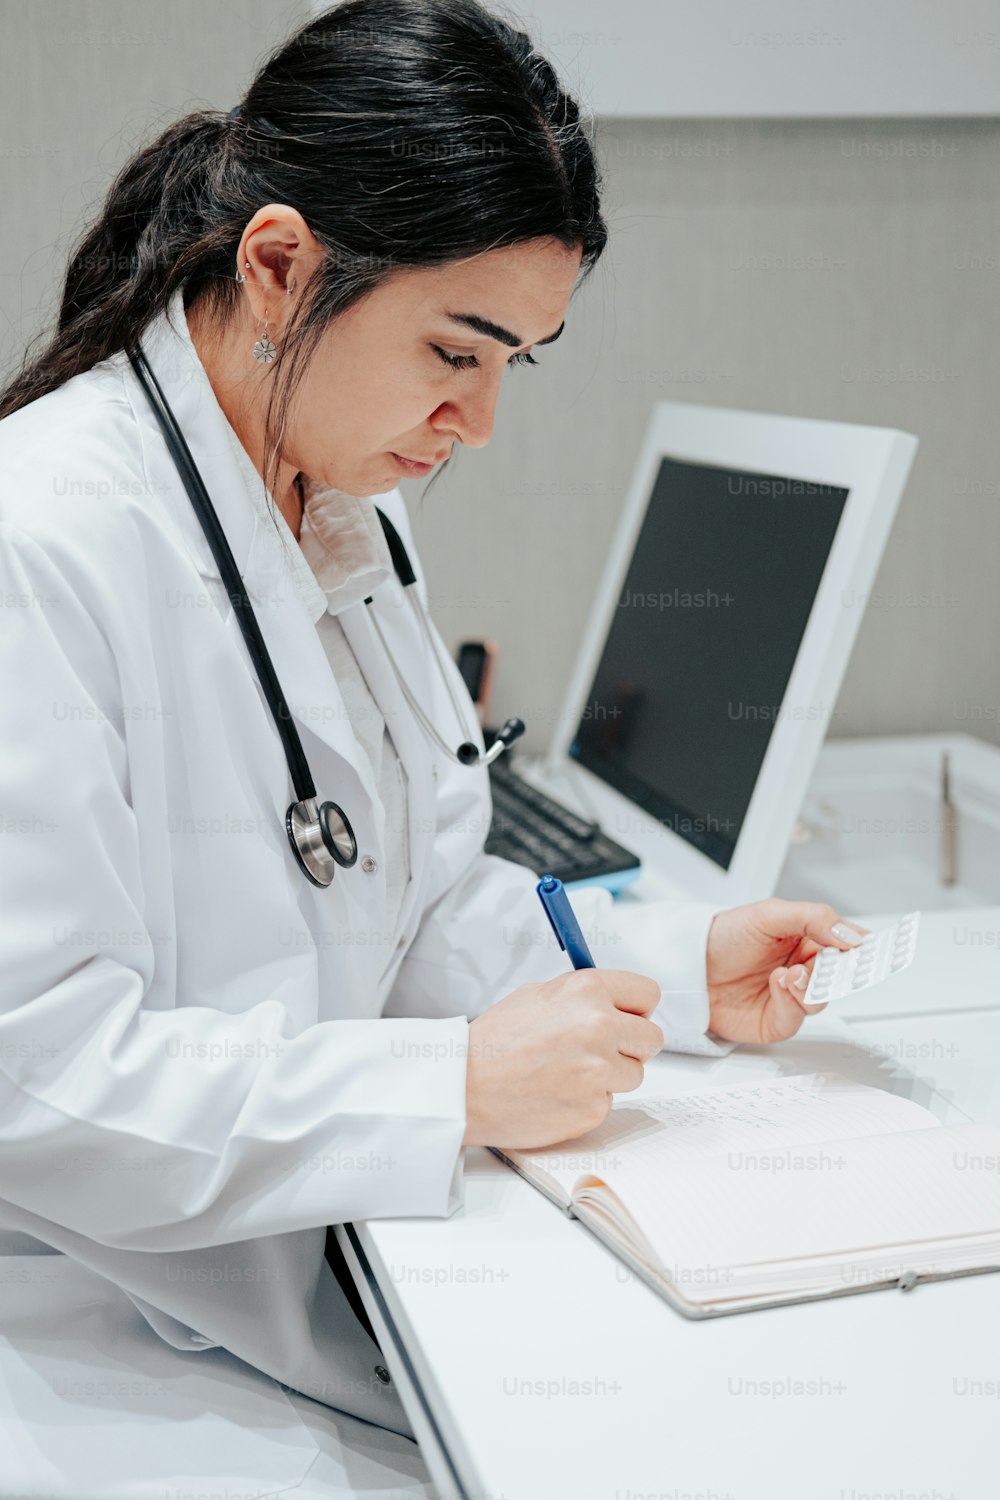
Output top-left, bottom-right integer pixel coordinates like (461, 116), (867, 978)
(705, 898), (869, 1045)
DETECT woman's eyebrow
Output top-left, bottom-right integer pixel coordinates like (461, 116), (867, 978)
(440, 311), (565, 348)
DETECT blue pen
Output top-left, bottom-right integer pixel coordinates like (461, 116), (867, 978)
(536, 874), (595, 969)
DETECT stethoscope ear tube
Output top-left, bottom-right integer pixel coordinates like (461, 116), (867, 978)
(364, 568), (525, 770)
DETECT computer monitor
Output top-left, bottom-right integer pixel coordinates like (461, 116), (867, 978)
(543, 401), (918, 904)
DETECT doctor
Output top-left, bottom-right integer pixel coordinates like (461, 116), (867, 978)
(0, 0), (865, 1457)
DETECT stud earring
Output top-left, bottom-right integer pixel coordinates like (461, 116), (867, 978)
(252, 308), (277, 364)
(235, 261), (250, 284)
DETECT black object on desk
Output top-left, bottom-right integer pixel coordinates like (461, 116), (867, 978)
(483, 738), (640, 886)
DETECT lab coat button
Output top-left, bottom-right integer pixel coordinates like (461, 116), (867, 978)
(374, 1364), (391, 1384)
(361, 855), (378, 875)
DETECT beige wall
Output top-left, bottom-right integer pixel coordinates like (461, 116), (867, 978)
(0, 0), (307, 364)
(405, 116), (1000, 756)
(3, 15), (997, 756)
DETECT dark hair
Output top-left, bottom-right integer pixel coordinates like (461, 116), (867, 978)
(0, 0), (607, 511)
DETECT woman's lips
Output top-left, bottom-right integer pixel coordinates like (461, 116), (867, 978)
(390, 452), (437, 476)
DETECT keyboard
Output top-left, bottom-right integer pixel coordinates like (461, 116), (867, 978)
(485, 755), (641, 888)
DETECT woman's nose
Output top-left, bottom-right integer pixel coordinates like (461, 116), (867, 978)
(438, 379), (501, 450)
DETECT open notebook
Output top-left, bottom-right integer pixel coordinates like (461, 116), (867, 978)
(490, 1073), (1000, 1317)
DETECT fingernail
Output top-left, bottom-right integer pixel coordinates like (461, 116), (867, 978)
(790, 967), (809, 989)
(831, 922), (863, 946)
(776, 969), (788, 989)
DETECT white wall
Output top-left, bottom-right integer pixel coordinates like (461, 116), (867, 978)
(505, 0), (1000, 116)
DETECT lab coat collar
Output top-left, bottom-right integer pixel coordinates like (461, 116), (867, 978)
(133, 286), (395, 622)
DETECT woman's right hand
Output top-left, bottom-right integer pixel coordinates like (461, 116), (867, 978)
(462, 969), (664, 1150)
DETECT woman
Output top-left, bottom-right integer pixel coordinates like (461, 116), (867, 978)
(0, 0), (863, 1486)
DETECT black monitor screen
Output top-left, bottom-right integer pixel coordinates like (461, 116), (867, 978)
(569, 456), (849, 869)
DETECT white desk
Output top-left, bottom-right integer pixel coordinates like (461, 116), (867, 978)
(340, 905), (1000, 1500)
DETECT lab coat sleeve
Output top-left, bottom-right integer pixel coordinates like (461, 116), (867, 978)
(0, 522), (468, 1252)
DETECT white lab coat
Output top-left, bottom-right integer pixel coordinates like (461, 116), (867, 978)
(0, 288), (728, 1454)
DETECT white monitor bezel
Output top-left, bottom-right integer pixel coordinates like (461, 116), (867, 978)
(543, 400), (919, 904)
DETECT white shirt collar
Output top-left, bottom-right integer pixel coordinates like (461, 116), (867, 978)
(275, 475), (395, 623)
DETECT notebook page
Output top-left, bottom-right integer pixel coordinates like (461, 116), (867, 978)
(587, 1120), (1000, 1303)
(504, 1072), (938, 1204)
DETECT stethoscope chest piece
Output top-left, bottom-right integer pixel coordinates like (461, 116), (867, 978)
(286, 796), (358, 887)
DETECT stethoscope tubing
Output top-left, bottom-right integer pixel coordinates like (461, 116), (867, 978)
(127, 347), (320, 805)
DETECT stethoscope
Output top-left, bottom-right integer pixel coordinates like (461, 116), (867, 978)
(127, 347), (524, 888)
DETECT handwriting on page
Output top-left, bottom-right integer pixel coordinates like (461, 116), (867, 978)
(643, 1078), (837, 1131)
(533, 1072), (937, 1179)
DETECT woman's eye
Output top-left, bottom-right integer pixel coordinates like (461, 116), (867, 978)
(431, 346), (477, 370)
(430, 345), (538, 371)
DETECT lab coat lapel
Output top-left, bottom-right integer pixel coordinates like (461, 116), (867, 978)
(235, 536), (387, 813)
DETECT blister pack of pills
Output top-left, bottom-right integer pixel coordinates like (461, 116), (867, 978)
(802, 911), (921, 1007)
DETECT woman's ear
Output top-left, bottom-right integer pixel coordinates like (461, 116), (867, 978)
(239, 204), (324, 313)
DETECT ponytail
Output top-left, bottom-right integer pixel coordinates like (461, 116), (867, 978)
(0, 0), (608, 507)
(1, 111), (237, 419)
